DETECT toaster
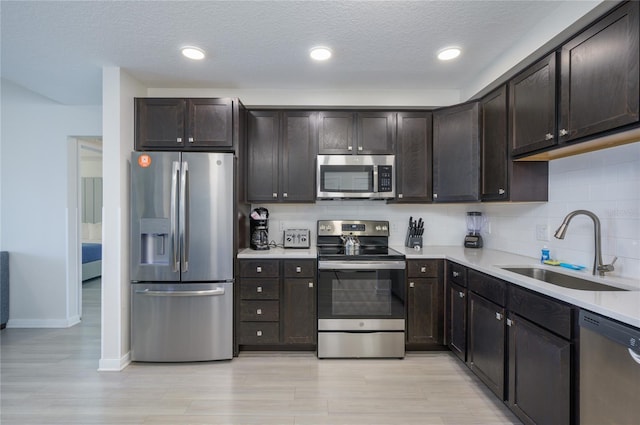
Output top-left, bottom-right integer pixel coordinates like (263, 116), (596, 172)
(283, 229), (310, 249)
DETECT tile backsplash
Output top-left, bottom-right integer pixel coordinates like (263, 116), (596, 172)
(253, 142), (639, 281)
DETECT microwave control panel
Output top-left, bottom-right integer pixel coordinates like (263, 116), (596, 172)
(378, 166), (393, 192)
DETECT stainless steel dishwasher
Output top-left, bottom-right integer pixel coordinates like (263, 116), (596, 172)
(579, 310), (640, 425)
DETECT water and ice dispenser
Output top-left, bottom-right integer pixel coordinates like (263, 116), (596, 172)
(139, 218), (171, 264)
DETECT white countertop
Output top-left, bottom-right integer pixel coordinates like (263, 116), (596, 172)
(238, 245), (640, 328)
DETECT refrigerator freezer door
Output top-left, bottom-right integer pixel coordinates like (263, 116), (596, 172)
(181, 152), (234, 281)
(131, 282), (233, 362)
(130, 152), (181, 282)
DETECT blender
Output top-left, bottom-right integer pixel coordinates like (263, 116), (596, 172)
(464, 211), (484, 248)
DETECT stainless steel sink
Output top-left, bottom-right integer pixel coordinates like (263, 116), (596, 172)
(502, 267), (629, 291)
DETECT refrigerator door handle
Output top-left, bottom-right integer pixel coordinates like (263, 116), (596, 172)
(135, 288), (226, 297)
(171, 160), (180, 272)
(180, 161), (189, 272)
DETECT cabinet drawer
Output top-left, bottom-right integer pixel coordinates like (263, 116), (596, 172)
(468, 270), (506, 306)
(240, 300), (279, 321)
(238, 322), (280, 344)
(240, 279), (279, 300)
(283, 260), (316, 278)
(508, 285), (573, 340)
(448, 262), (468, 287)
(407, 260), (441, 278)
(239, 260), (279, 278)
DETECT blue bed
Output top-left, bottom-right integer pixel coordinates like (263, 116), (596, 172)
(82, 243), (102, 280)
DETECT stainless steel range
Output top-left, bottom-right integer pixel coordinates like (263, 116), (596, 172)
(316, 220), (406, 358)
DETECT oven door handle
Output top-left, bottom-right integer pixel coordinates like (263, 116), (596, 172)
(318, 260), (406, 270)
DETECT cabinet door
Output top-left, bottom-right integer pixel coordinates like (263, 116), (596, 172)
(356, 112), (396, 154)
(507, 313), (571, 425)
(509, 53), (557, 156)
(396, 112), (432, 202)
(135, 98), (185, 150)
(559, 1), (639, 143)
(318, 111), (355, 154)
(407, 277), (443, 345)
(447, 281), (467, 362)
(432, 102), (481, 202)
(247, 111), (280, 202)
(281, 111), (317, 202)
(468, 292), (506, 399)
(283, 278), (316, 345)
(481, 86), (508, 201)
(186, 98), (233, 148)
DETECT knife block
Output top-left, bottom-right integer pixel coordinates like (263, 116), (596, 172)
(405, 227), (423, 249)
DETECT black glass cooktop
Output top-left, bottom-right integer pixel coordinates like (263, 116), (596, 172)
(317, 245), (405, 261)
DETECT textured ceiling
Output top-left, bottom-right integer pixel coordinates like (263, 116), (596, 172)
(1, 1), (604, 106)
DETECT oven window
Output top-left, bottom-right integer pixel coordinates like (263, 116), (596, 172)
(318, 269), (405, 319)
(321, 166), (372, 193)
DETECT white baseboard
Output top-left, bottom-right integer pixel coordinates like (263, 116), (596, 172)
(7, 316), (81, 328)
(98, 351), (131, 372)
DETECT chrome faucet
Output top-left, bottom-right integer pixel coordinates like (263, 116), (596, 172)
(554, 210), (617, 276)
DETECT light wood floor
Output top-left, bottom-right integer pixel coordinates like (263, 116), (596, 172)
(1, 278), (521, 425)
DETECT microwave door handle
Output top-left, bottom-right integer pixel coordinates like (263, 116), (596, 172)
(373, 165), (379, 193)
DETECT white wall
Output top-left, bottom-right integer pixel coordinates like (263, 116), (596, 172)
(0, 79), (101, 327)
(256, 142), (640, 284)
(99, 67), (146, 371)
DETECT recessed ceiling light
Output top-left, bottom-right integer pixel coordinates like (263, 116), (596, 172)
(310, 46), (332, 61)
(437, 47), (461, 61)
(181, 46), (205, 60)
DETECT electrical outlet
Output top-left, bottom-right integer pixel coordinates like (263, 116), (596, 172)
(536, 224), (549, 241)
(279, 221), (286, 231)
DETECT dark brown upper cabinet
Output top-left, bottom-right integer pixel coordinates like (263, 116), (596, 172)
(246, 110), (317, 203)
(509, 53), (558, 157)
(318, 111), (395, 155)
(481, 86), (548, 202)
(395, 112), (433, 202)
(135, 98), (234, 151)
(559, 1), (639, 144)
(432, 101), (481, 203)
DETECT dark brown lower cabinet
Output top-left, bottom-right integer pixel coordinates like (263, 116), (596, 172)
(468, 292), (506, 399)
(447, 281), (467, 361)
(406, 278), (443, 345)
(283, 278), (316, 345)
(507, 313), (571, 425)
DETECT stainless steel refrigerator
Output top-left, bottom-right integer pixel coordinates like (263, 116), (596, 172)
(130, 151), (234, 362)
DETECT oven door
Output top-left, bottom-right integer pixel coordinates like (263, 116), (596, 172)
(317, 260), (405, 329)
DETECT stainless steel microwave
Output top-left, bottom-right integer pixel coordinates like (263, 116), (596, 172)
(316, 154), (395, 199)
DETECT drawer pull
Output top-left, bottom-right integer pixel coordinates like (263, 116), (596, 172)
(420, 267), (426, 273)
(256, 266), (262, 273)
(496, 312), (503, 321)
(296, 266), (302, 273)
(308, 282), (314, 288)
(257, 286), (262, 293)
(452, 271), (460, 278)
(458, 292), (465, 298)
(506, 318), (513, 327)
(256, 330), (262, 337)
(409, 281), (415, 288)
(256, 309), (262, 315)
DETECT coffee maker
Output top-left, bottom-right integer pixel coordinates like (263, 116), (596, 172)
(464, 211), (484, 248)
(250, 207), (270, 250)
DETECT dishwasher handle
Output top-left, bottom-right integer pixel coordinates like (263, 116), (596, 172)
(629, 348), (640, 365)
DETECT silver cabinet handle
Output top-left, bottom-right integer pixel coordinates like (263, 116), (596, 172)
(398, 194), (403, 199)
(498, 188), (505, 195)
(283, 192), (288, 198)
(296, 266), (302, 273)
(188, 137), (194, 143)
(308, 282), (314, 288)
(559, 129), (569, 136)
(507, 318), (514, 327)
(256, 330), (263, 337)
(256, 309), (262, 315)
(545, 133), (554, 140)
(256, 286), (262, 293)
(358, 146), (363, 151)
(409, 281), (415, 288)
(348, 146), (353, 151)
(458, 291), (465, 298)
(272, 193), (278, 198)
(496, 312), (503, 321)
(452, 271), (460, 277)
(177, 137), (182, 143)
(256, 266), (262, 273)
(420, 266), (427, 273)
(433, 193), (438, 199)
